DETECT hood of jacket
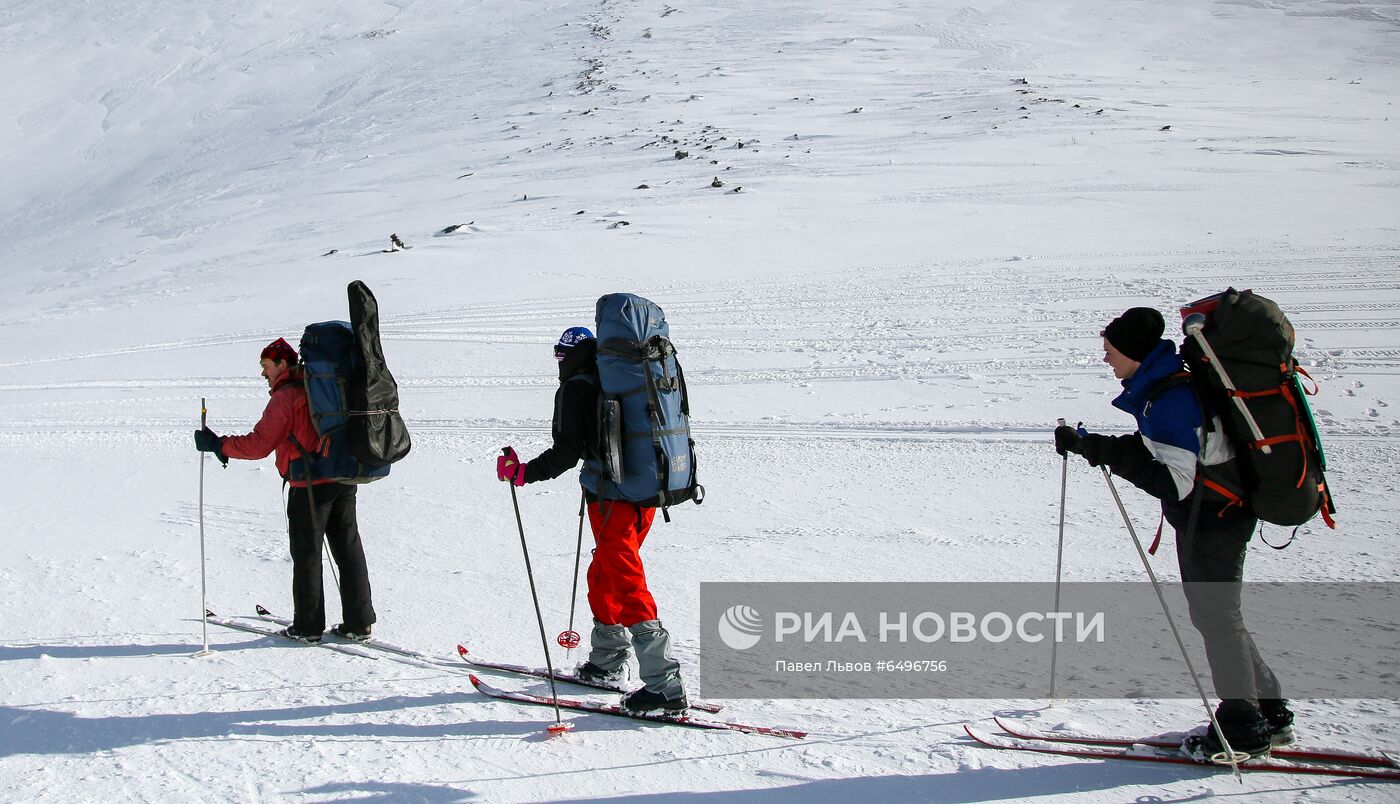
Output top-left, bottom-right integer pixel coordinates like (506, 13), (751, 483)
(269, 365), (304, 396)
(558, 338), (598, 383)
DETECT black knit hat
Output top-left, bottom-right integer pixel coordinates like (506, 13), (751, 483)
(1101, 307), (1165, 362)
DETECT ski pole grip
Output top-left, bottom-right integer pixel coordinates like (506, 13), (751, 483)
(1182, 313), (1207, 338)
(1056, 417), (1067, 427)
(201, 397), (207, 428)
(1182, 315), (1272, 454)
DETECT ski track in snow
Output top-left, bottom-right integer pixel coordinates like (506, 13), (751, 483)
(4, 248), (1398, 441)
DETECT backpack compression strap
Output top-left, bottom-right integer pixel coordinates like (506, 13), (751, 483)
(638, 338), (675, 519)
(1218, 368), (1318, 492)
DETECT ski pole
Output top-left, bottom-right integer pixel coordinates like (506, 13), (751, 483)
(1099, 466), (1244, 779)
(503, 448), (572, 736)
(1049, 418), (1069, 698)
(194, 398), (214, 658)
(1182, 313), (1270, 455)
(557, 490), (587, 656)
(324, 534), (342, 595)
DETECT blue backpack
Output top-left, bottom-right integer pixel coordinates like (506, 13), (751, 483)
(288, 282), (410, 483)
(586, 293), (703, 518)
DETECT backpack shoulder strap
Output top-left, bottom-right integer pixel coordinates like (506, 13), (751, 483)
(675, 358), (690, 417)
(1144, 370), (1193, 402)
(1145, 369), (1216, 435)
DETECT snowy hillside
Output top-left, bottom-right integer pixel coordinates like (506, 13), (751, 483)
(2, 0), (1398, 800)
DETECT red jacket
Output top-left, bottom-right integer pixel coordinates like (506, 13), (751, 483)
(221, 368), (329, 486)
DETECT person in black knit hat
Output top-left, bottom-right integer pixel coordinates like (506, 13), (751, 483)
(1102, 307), (1166, 363)
(1053, 305), (1293, 762)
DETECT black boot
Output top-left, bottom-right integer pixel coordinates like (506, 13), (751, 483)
(280, 625), (322, 644)
(1182, 704), (1271, 762)
(330, 623), (372, 643)
(1259, 699), (1295, 746)
(575, 660), (627, 687)
(620, 686), (688, 715)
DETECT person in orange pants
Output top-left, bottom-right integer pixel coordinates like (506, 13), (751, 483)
(496, 327), (687, 714)
(587, 501), (656, 625)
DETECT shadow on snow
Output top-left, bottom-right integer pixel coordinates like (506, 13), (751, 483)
(0, 692), (535, 758)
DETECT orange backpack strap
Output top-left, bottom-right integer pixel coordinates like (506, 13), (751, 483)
(1319, 481), (1338, 529)
(1295, 365), (1320, 395)
(1200, 477), (1246, 516)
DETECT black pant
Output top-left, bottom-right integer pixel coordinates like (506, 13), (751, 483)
(287, 483), (376, 634)
(1170, 509), (1281, 711)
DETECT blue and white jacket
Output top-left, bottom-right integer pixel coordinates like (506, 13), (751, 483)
(1079, 339), (1242, 522)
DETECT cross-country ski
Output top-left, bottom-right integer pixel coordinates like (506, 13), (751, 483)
(203, 610), (379, 661)
(254, 604), (727, 713)
(454, 644), (726, 714)
(964, 727), (1400, 782)
(253, 605), (454, 664)
(991, 716), (1400, 769)
(469, 675), (806, 739)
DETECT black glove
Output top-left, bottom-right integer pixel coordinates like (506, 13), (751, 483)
(1054, 424), (1083, 457)
(194, 427), (228, 466)
(1077, 433), (1109, 467)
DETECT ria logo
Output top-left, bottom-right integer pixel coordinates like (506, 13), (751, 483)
(717, 605), (763, 651)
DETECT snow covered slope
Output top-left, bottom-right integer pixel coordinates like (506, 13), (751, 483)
(1, 0), (1398, 800)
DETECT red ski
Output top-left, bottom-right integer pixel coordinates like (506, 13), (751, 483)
(993, 716), (1400, 769)
(965, 726), (1400, 781)
(470, 674), (805, 739)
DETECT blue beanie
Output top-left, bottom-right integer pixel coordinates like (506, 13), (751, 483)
(556, 327), (594, 350)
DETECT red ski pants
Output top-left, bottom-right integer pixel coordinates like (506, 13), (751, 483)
(586, 500), (658, 626)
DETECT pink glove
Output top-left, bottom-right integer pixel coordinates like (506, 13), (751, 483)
(497, 447), (527, 486)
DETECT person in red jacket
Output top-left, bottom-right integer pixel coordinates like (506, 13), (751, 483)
(195, 337), (376, 643)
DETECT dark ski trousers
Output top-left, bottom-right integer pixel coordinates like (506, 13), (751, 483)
(1171, 510), (1281, 714)
(287, 482), (376, 635)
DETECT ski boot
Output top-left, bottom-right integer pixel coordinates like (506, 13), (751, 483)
(330, 623), (372, 643)
(1260, 699), (1296, 746)
(620, 686), (688, 715)
(575, 660), (627, 687)
(1182, 704), (1272, 762)
(280, 626), (322, 644)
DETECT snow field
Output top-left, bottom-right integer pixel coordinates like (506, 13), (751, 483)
(2, 0), (1399, 800)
